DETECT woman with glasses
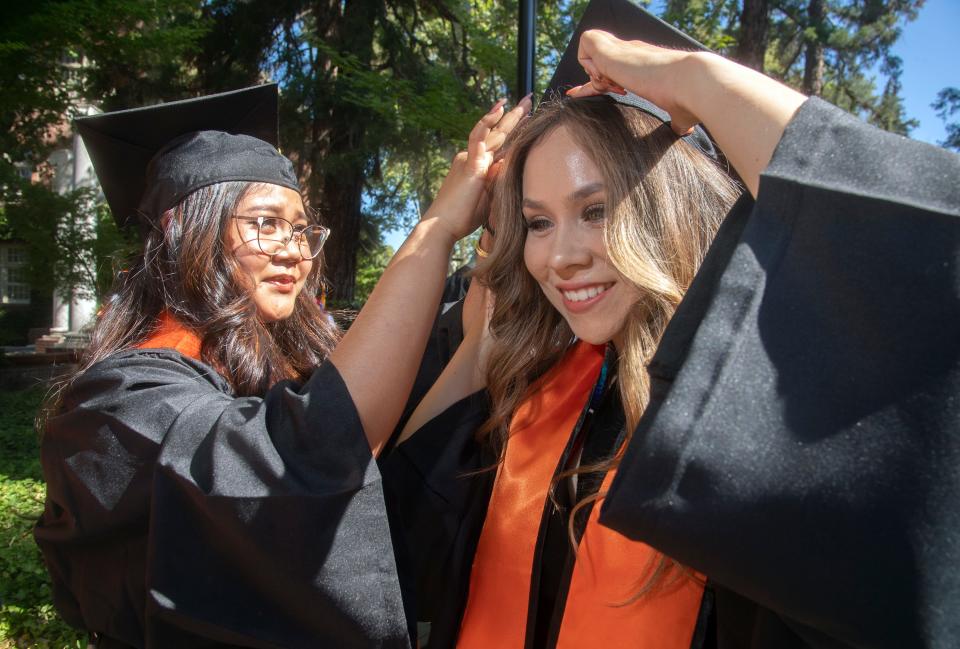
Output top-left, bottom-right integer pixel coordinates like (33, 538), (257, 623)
(34, 85), (530, 649)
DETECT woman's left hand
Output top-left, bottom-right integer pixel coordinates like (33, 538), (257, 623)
(425, 95), (532, 242)
(567, 29), (806, 197)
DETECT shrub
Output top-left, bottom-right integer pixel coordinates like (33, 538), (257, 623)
(0, 388), (85, 648)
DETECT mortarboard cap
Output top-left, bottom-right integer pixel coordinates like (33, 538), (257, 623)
(76, 83), (300, 231)
(545, 0), (717, 158)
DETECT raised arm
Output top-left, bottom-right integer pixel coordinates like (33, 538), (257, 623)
(396, 281), (492, 445)
(330, 96), (530, 455)
(568, 30), (806, 197)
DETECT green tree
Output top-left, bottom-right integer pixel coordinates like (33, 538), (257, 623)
(0, 0), (207, 305)
(192, 0), (528, 302)
(932, 87), (960, 152)
(3, 183), (135, 302)
(661, 0), (923, 135)
(354, 243), (395, 304)
(3, 0), (589, 306)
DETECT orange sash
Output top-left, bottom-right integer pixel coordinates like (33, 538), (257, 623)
(457, 342), (704, 649)
(137, 311), (202, 360)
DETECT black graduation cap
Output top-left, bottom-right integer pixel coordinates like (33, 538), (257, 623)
(544, 0), (716, 158)
(76, 83), (299, 231)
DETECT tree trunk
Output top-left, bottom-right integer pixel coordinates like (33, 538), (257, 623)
(319, 171), (364, 303)
(308, 0), (380, 305)
(733, 0), (770, 71)
(802, 0), (825, 96)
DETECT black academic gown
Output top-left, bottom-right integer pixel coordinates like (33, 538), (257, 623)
(600, 97), (960, 649)
(35, 349), (410, 649)
(383, 353), (665, 649)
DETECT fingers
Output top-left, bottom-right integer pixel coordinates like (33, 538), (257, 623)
(467, 95), (533, 173)
(565, 77), (626, 98)
(467, 99), (506, 163)
(576, 31), (630, 97)
(485, 159), (504, 186)
(577, 30), (616, 82)
(565, 83), (600, 98)
(484, 93), (533, 152)
(665, 107), (701, 137)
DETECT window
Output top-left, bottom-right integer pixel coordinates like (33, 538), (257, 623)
(0, 245), (31, 305)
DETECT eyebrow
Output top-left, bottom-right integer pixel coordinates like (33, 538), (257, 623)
(522, 182), (605, 210)
(237, 203), (309, 222)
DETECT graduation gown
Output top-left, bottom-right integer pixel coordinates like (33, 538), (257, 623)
(383, 346), (709, 649)
(600, 97), (960, 649)
(35, 346), (410, 649)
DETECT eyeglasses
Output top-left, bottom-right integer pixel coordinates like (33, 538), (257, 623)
(231, 216), (330, 259)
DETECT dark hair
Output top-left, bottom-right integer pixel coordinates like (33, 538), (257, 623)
(52, 181), (339, 405)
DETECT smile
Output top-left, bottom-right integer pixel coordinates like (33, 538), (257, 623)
(559, 282), (614, 314)
(561, 283), (613, 302)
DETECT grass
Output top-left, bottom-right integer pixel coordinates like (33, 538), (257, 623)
(0, 387), (85, 648)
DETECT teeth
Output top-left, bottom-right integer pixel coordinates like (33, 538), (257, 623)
(562, 284), (611, 302)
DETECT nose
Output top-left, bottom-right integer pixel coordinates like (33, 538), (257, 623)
(548, 220), (592, 278)
(272, 235), (306, 262)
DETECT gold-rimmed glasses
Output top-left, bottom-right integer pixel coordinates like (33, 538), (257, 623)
(231, 215), (330, 259)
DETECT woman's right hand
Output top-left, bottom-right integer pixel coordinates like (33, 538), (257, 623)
(424, 95), (532, 242)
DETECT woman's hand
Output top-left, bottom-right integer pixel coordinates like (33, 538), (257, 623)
(566, 29), (806, 197)
(424, 95), (532, 242)
(570, 30), (700, 136)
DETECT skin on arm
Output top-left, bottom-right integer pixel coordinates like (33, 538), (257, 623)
(399, 151), (504, 444)
(397, 284), (491, 445)
(330, 97), (530, 456)
(568, 30), (807, 197)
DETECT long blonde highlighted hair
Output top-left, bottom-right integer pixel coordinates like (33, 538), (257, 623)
(476, 96), (740, 594)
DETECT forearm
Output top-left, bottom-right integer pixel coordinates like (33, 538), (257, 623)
(328, 96), (527, 455)
(679, 52), (806, 197)
(397, 324), (487, 445)
(330, 217), (455, 455)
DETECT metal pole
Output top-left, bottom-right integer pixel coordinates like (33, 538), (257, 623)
(517, 0), (536, 99)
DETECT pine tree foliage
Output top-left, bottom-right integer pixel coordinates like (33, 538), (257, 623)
(190, 0), (548, 302)
(659, 0), (922, 135)
(932, 87), (960, 152)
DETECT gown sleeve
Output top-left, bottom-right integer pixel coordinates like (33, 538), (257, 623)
(379, 390), (494, 649)
(34, 349), (410, 649)
(599, 97), (960, 649)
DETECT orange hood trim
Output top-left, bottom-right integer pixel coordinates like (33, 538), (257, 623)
(137, 311), (202, 360)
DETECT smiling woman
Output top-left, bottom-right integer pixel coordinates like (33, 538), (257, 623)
(387, 8), (960, 646)
(520, 124), (641, 349)
(224, 184), (323, 323)
(385, 95), (740, 649)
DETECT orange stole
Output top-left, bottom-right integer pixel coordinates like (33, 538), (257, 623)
(457, 342), (704, 649)
(137, 311), (202, 360)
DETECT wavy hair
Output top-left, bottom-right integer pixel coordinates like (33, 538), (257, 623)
(477, 96), (741, 596)
(47, 181), (339, 412)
